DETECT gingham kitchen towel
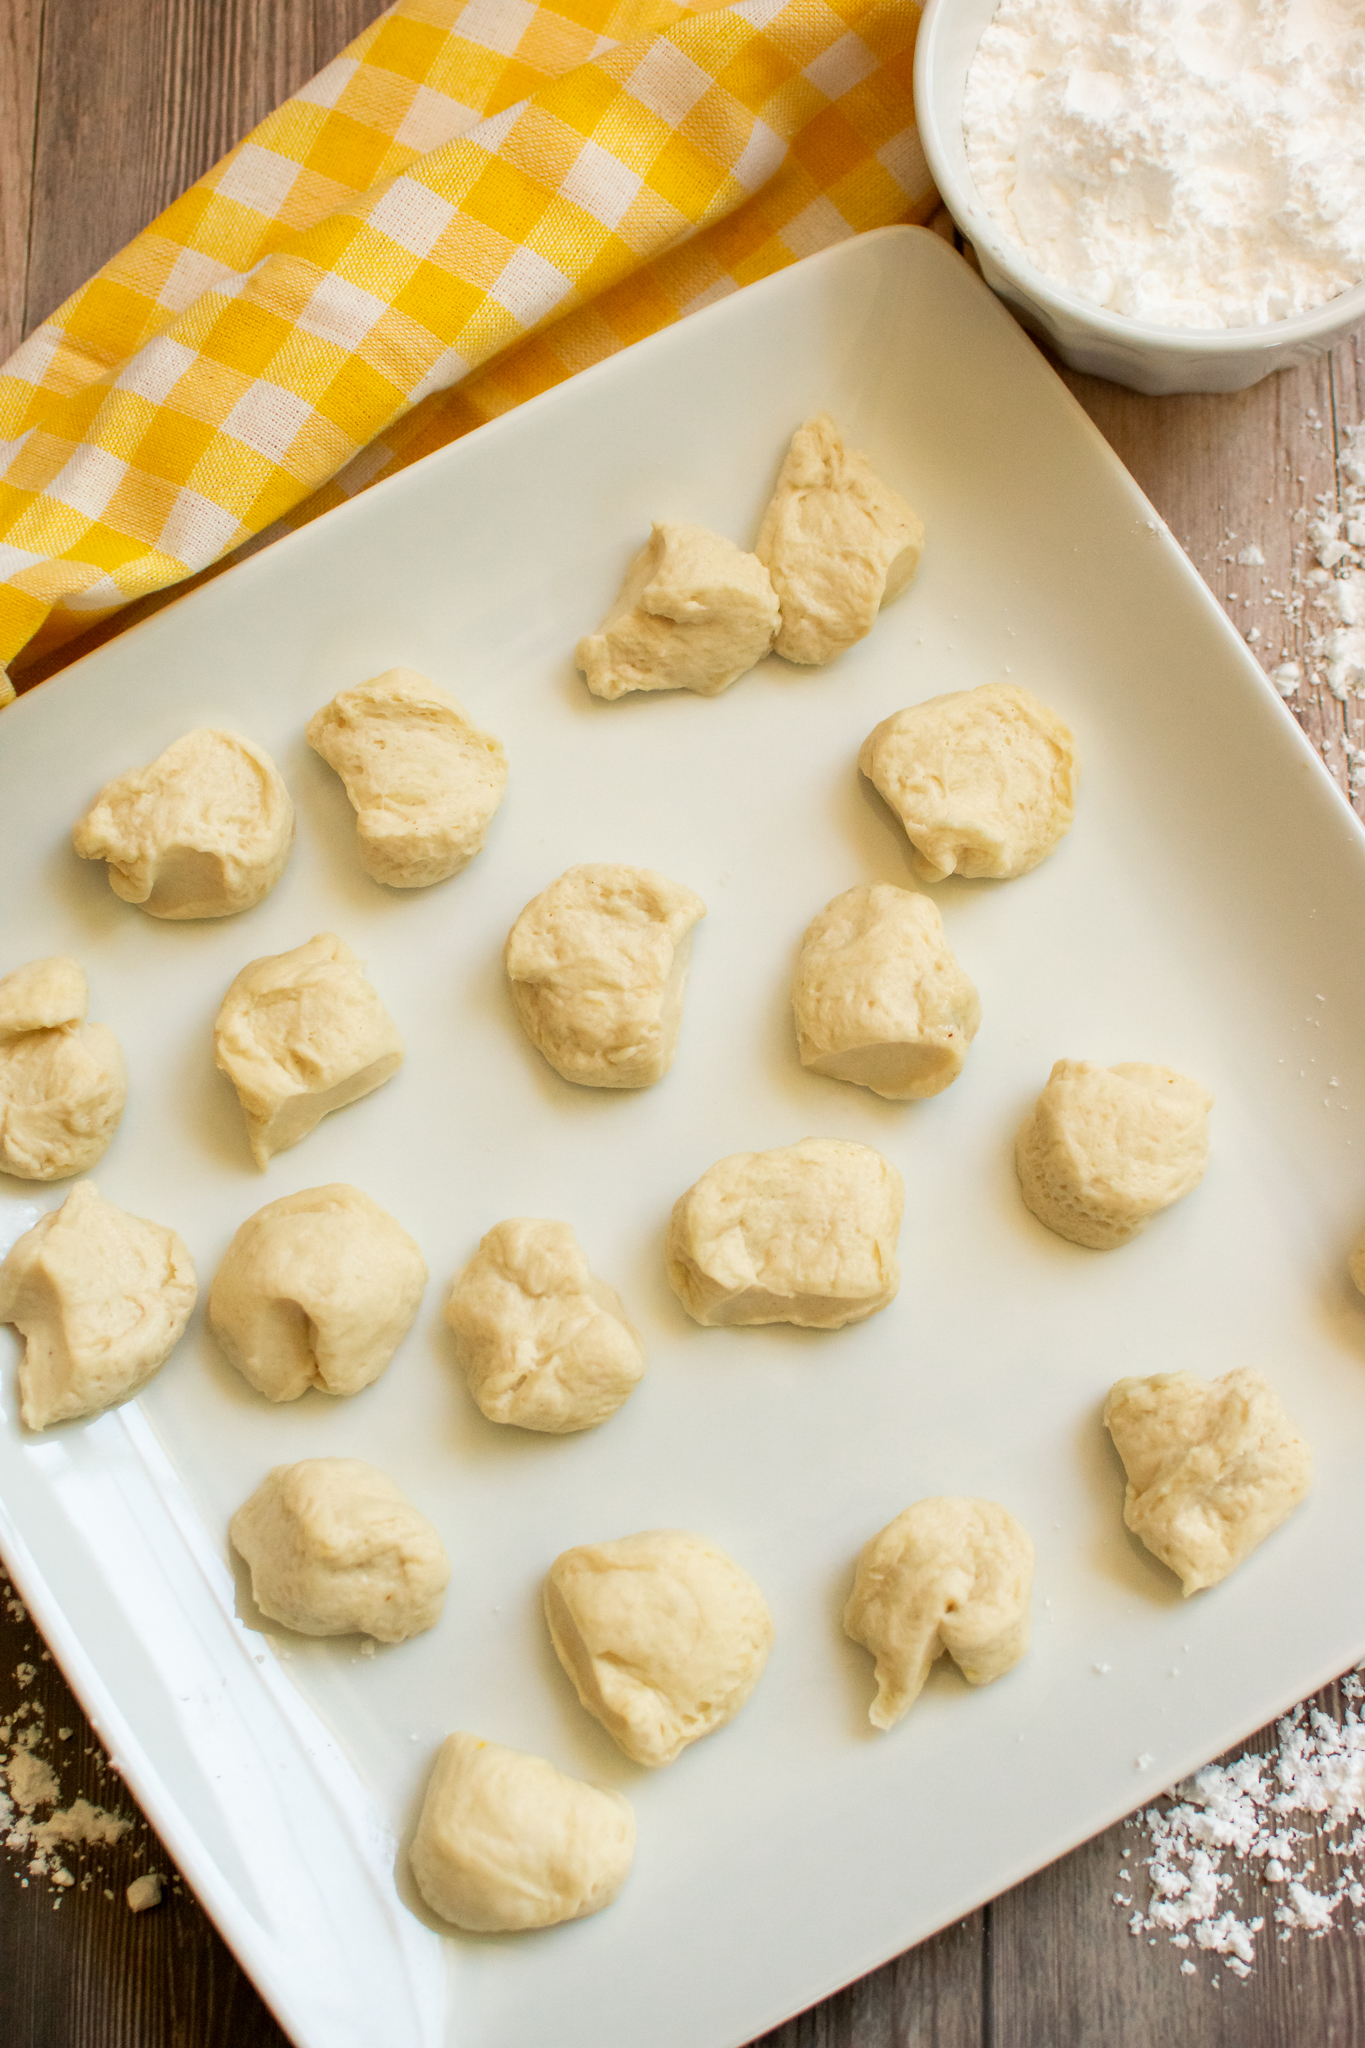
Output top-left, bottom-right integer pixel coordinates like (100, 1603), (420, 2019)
(0, 0), (934, 704)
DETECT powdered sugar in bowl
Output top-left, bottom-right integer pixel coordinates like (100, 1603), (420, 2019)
(914, 0), (1365, 394)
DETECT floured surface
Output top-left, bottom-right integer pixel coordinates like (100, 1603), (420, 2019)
(3, 232), (1365, 2048)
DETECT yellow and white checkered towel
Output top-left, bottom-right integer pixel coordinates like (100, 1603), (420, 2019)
(0, 0), (934, 705)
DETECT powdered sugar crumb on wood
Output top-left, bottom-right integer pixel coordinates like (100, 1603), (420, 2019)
(0, 1581), (165, 1908)
(1118, 1667), (1365, 1980)
(1189, 388), (1365, 822)
(1299, 423), (1365, 715)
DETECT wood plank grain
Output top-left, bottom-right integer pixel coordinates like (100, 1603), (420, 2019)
(1327, 330), (1365, 820)
(0, 1586), (290, 2048)
(751, 1913), (986, 2048)
(988, 1677), (1365, 2048)
(24, 0), (319, 332)
(0, 0), (43, 358)
(316, 0), (393, 66)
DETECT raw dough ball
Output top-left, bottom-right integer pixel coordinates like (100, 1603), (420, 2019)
(1016, 1059), (1212, 1250)
(0, 1181), (196, 1430)
(843, 1497), (1033, 1729)
(445, 1218), (645, 1434)
(0, 957), (126, 1180)
(214, 932), (405, 1167)
(576, 522), (779, 700)
(792, 884), (981, 1100)
(755, 415), (923, 665)
(230, 1457), (449, 1640)
(410, 1732), (635, 1932)
(544, 1529), (774, 1766)
(666, 1136), (903, 1328)
(505, 865), (706, 1089)
(72, 729), (293, 918)
(208, 1184), (427, 1401)
(859, 683), (1078, 883)
(0, 955), (87, 1035)
(1104, 1369), (1312, 1595)
(305, 668), (507, 888)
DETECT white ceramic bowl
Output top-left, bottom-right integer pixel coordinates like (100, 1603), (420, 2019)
(913, 0), (1365, 395)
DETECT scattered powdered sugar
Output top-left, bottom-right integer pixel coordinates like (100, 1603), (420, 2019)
(126, 1869), (165, 1913)
(0, 1581), (168, 1911)
(1302, 424), (1365, 709)
(1, 1720), (133, 1895)
(963, 0), (1365, 329)
(1118, 1670), (1365, 1979)
(6, 1748), (59, 1813)
(1187, 397), (1365, 821)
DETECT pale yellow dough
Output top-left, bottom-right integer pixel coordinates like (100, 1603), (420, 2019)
(0, 1181), (196, 1430)
(445, 1218), (645, 1434)
(576, 522), (779, 699)
(859, 683), (1078, 883)
(792, 884), (981, 1100)
(505, 864), (706, 1089)
(208, 1185), (427, 1401)
(213, 932), (404, 1166)
(0, 957), (126, 1180)
(72, 728), (294, 918)
(544, 1529), (774, 1766)
(306, 668), (507, 888)
(1104, 1369), (1312, 1596)
(230, 1457), (449, 1640)
(843, 1497), (1033, 1729)
(1016, 1060), (1212, 1250)
(666, 1136), (903, 1328)
(755, 414), (924, 664)
(0, 956), (87, 1036)
(410, 1732), (635, 1932)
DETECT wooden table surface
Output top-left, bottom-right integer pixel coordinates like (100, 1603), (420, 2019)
(4, 3), (1365, 2043)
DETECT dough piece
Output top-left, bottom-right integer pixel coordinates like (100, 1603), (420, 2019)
(505, 865), (706, 1089)
(72, 729), (293, 918)
(544, 1529), (774, 1766)
(575, 523), (780, 700)
(666, 1136), (902, 1329)
(230, 1458), (449, 1641)
(1104, 1369), (1312, 1596)
(859, 683), (1078, 883)
(0, 956), (87, 1036)
(306, 668), (507, 888)
(208, 1185), (427, 1401)
(410, 1732), (635, 1933)
(0, 1181), (196, 1430)
(445, 1218), (645, 1434)
(843, 1498), (1034, 1729)
(0, 957), (127, 1180)
(792, 884), (981, 1100)
(213, 933), (404, 1166)
(1016, 1060), (1212, 1250)
(755, 415), (923, 664)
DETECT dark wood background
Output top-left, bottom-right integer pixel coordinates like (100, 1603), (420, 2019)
(3, 2), (1365, 2042)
